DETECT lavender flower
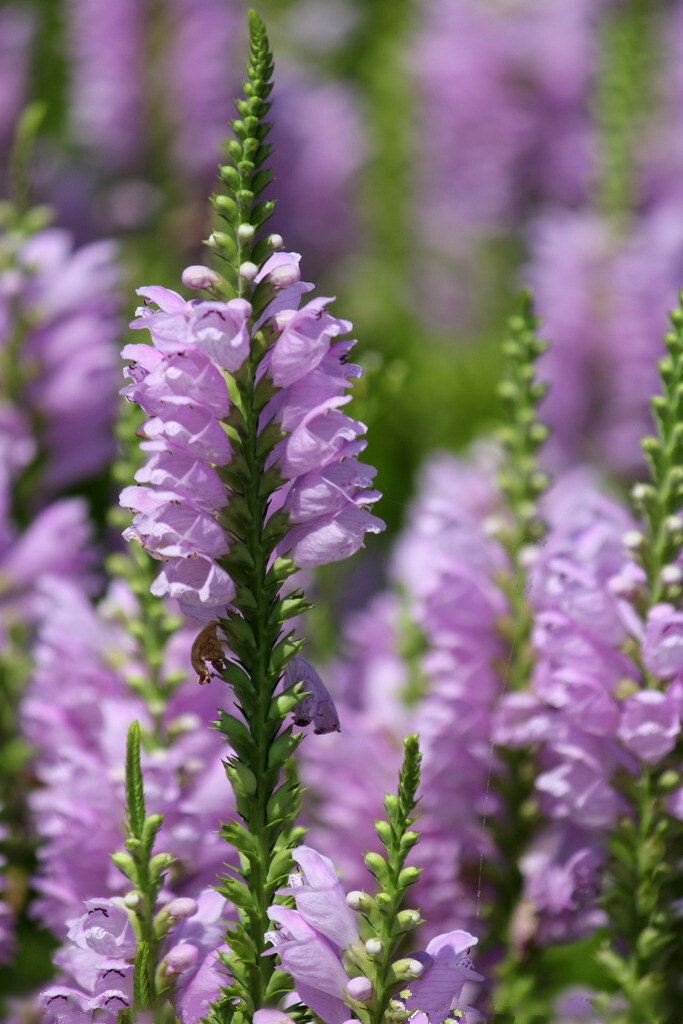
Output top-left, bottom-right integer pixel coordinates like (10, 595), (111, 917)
(268, 72), (364, 273)
(301, 454), (507, 936)
(21, 578), (231, 935)
(300, 452), (655, 963)
(164, 0), (242, 185)
(413, 0), (601, 324)
(265, 844), (482, 1024)
(65, 0), (144, 170)
(1, 224), (121, 494)
(527, 205), (683, 473)
(41, 889), (228, 1023)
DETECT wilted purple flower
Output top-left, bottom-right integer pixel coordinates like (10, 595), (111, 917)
(284, 656), (341, 734)
(122, 255), (383, 623)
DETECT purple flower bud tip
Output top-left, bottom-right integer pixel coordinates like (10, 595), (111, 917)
(347, 891), (367, 910)
(273, 309), (297, 331)
(166, 897), (199, 920)
(268, 234), (284, 249)
(239, 262), (259, 281)
(164, 943), (199, 975)
(269, 264), (301, 287)
(347, 976), (373, 1001)
(181, 265), (221, 289)
(253, 1010), (297, 1024)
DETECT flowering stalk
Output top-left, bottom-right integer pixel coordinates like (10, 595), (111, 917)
(265, 737), (483, 1024)
(487, 295), (550, 1020)
(110, 400), (186, 741)
(598, 299), (683, 1023)
(356, 734), (423, 1024)
(121, 10), (382, 1020)
(593, 0), (661, 224)
(204, 16), (308, 1018)
(112, 722), (171, 1017)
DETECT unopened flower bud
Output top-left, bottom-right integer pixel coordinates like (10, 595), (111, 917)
(518, 544), (539, 570)
(398, 866), (421, 886)
(267, 233), (284, 249)
(396, 909), (421, 930)
(347, 891), (369, 911)
(123, 891), (141, 908)
(365, 938), (383, 955)
(631, 483), (655, 505)
(181, 265), (220, 290)
(665, 515), (683, 536)
(168, 713), (201, 738)
(206, 231), (232, 249)
(608, 574), (640, 599)
(390, 958), (426, 981)
(269, 264), (300, 288)
(347, 976), (373, 1002)
(662, 565), (683, 586)
(659, 769), (681, 792)
(273, 309), (297, 331)
(165, 898), (198, 920)
(164, 943), (199, 976)
(239, 261), (259, 281)
(237, 223), (255, 242)
(623, 530), (646, 553)
(482, 514), (507, 539)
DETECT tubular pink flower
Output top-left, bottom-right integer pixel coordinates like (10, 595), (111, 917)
(278, 846), (358, 949)
(401, 930), (482, 1024)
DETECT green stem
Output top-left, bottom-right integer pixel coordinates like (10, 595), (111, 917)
(241, 350), (277, 1008)
(486, 296), (550, 1019)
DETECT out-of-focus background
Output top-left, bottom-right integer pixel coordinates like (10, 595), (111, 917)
(6, 0), (680, 542)
(2, 0), (683, 1012)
